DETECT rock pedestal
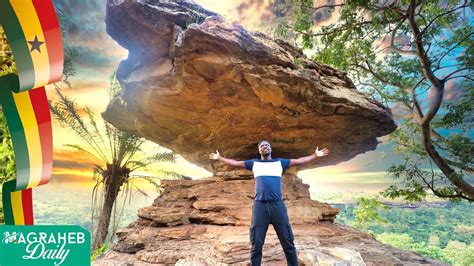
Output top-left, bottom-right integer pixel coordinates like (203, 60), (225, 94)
(93, 173), (442, 266)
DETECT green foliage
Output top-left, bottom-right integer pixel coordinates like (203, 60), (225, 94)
(433, 88), (474, 130)
(0, 26), (16, 225)
(0, 193), (3, 224)
(410, 242), (452, 263)
(0, 113), (15, 185)
(353, 197), (390, 229)
(185, 5), (206, 27)
(336, 200), (474, 264)
(0, 26), (17, 76)
(280, 0), (473, 202)
(50, 73), (184, 249)
(381, 162), (430, 202)
(90, 242), (110, 261)
(294, 57), (302, 65)
(0, 26), (16, 187)
(443, 241), (474, 266)
(55, 8), (79, 83)
(376, 232), (413, 249)
(0, 112), (15, 225)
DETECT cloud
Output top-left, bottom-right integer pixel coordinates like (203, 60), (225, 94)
(195, 0), (341, 34)
(50, 172), (95, 184)
(73, 45), (124, 74)
(51, 149), (100, 183)
(426, 79), (463, 110)
(375, 33), (413, 54)
(46, 0), (409, 188)
(61, 78), (109, 95)
(196, 0), (276, 32)
(55, 0), (126, 83)
(54, 149), (98, 171)
(55, 0), (107, 37)
(302, 176), (394, 194)
(390, 102), (413, 120)
(444, 80), (463, 101)
(299, 140), (407, 193)
(46, 75), (111, 116)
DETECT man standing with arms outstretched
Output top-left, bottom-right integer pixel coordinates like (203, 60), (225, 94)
(209, 140), (329, 266)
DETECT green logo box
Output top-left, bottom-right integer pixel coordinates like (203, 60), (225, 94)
(0, 225), (90, 266)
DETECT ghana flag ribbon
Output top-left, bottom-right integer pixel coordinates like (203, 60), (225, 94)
(0, 0), (63, 225)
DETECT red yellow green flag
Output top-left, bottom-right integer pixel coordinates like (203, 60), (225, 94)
(0, 0), (63, 225)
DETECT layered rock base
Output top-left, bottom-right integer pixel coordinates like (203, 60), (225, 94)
(94, 174), (442, 265)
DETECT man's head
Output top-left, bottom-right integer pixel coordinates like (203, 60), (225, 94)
(258, 140), (272, 156)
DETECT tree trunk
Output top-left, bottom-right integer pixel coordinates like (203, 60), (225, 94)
(92, 175), (123, 251)
(421, 125), (474, 200)
(407, 0), (474, 201)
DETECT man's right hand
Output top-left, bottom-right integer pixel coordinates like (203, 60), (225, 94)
(209, 150), (220, 160)
(209, 151), (245, 168)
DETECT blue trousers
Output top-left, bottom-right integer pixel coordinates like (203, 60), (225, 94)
(249, 200), (298, 266)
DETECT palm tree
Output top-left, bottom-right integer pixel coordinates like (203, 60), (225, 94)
(49, 75), (182, 251)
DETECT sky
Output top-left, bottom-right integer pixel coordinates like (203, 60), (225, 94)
(45, 0), (472, 195)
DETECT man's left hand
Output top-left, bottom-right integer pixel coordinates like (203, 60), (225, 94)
(315, 147), (329, 157)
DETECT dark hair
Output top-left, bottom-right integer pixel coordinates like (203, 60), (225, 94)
(257, 140), (271, 147)
(257, 140), (271, 158)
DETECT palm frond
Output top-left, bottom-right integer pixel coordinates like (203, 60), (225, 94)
(84, 106), (109, 156)
(127, 160), (149, 171)
(108, 72), (122, 100)
(159, 170), (186, 179)
(149, 151), (176, 163)
(49, 87), (109, 162)
(129, 174), (162, 190)
(133, 184), (150, 198)
(117, 132), (145, 166)
(104, 122), (116, 162)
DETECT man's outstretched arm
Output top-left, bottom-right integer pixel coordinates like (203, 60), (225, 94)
(290, 147), (329, 166)
(209, 150), (245, 168)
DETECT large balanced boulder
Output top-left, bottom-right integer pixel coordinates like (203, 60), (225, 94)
(102, 0), (397, 171)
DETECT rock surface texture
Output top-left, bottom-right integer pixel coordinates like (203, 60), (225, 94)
(93, 175), (443, 265)
(94, 1), (442, 265)
(102, 0), (397, 171)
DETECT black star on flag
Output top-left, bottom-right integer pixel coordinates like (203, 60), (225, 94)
(28, 35), (44, 53)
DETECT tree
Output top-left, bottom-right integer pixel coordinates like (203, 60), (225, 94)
(353, 197), (390, 229)
(49, 74), (183, 251)
(277, 0), (473, 202)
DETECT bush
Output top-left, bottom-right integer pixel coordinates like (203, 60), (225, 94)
(442, 241), (474, 266)
(410, 242), (451, 264)
(376, 232), (413, 250)
(90, 242), (110, 261)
